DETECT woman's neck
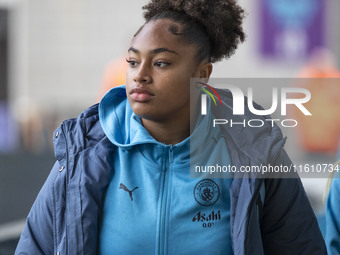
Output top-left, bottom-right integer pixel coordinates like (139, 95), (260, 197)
(140, 101), (199, 145)
(141, 117), (190, 145)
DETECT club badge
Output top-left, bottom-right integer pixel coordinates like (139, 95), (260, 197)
(194, 179), (220, 206)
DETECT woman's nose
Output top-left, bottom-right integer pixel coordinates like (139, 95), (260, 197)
(134, 64), (151, 84)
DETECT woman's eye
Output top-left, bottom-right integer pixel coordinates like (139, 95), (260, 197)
(126, 59), (138, 67)
(154, 62), (170, 67)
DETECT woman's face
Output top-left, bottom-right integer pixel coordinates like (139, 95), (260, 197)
(126, 19), (210, 123)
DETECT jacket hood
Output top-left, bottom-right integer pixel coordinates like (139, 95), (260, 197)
(99, 85), (158, 148)
(98, 85), (215, 152)
(212, 88), (286, 172)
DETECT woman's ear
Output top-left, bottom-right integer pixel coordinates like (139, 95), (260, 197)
(199, 62), (213, 79)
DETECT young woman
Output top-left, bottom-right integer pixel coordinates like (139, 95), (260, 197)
(16, 0), (326, 254)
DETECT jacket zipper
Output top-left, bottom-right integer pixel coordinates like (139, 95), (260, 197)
(59, 123), (68, 255)
(158, 146), (173, 255)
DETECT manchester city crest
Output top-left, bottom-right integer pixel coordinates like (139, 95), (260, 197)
(194, 179), (220, 206)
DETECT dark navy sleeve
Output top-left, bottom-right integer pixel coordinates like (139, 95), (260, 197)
(15, 162), (59, 255)
(326, 176), (340, 255)
(261, 148), (327, 255)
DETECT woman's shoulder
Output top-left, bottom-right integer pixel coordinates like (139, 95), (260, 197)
(52, 103), (107, 161)
(57, 103), (103, 138)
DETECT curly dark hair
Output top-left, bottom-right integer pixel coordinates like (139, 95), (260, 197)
(142, 0), (246, 63)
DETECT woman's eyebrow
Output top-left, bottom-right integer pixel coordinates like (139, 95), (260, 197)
(151, 48), (179, 55)
(128, 47), (139, 53)
(128, 47), (179, 55)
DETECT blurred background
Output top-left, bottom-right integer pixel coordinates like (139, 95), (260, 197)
(0, 0), (339, 253)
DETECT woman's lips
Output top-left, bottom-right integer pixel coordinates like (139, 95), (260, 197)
(130, 88), (155, 102)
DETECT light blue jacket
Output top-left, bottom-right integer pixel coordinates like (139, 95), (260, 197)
(98, 85), (234, 254)
(15, 86), (326, 255)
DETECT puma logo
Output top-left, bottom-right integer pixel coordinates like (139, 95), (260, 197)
(119, 183), (139, 201)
